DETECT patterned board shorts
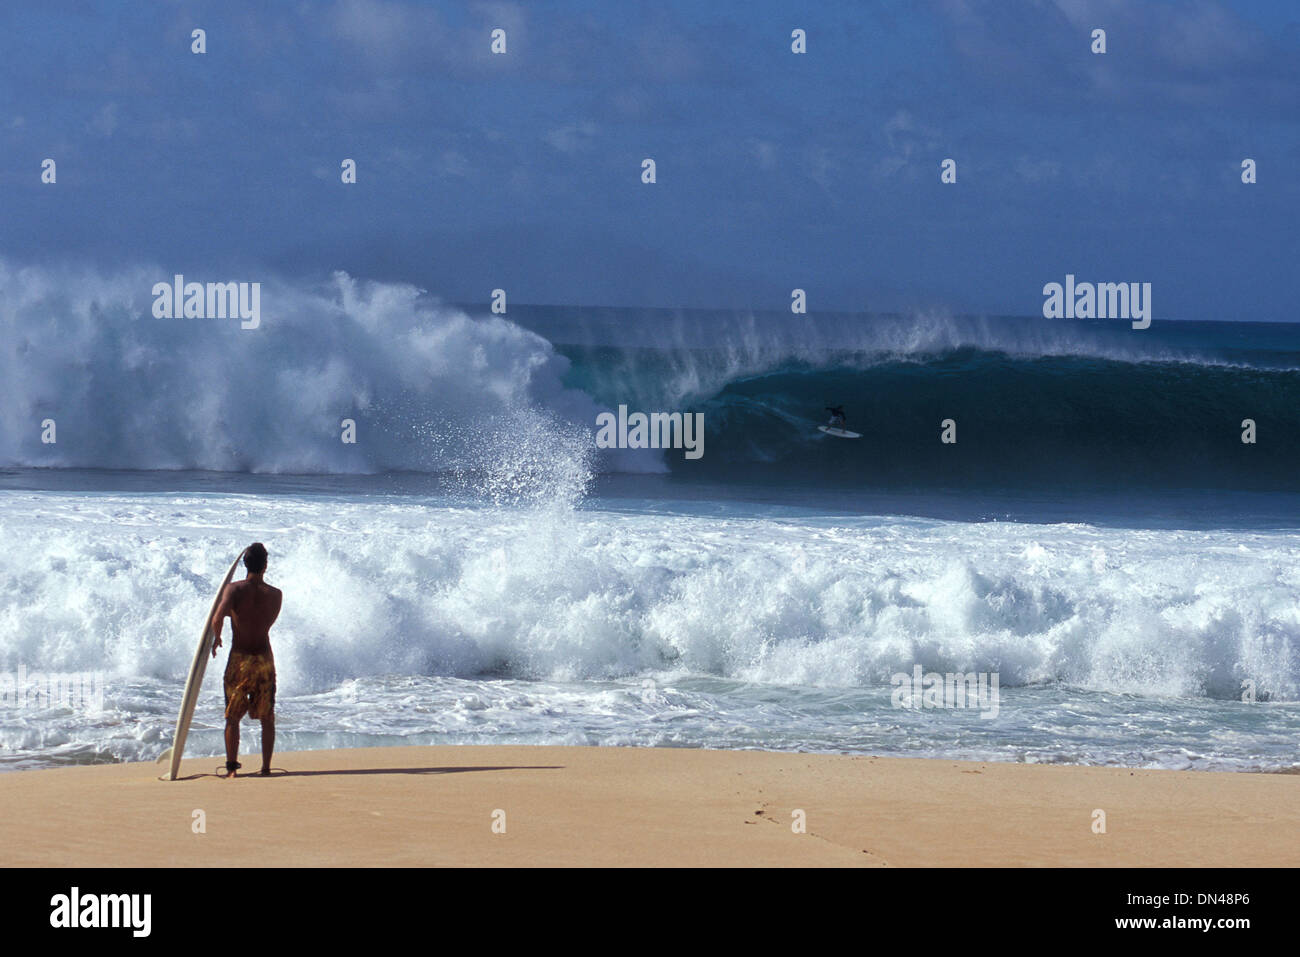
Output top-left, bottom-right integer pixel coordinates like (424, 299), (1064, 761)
(224, 651), (276, 721)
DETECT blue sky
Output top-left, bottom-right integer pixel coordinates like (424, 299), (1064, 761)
(1, 0), (1298, 319)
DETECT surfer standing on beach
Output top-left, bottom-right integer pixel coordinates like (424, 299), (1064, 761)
(211, 542), (282, 777)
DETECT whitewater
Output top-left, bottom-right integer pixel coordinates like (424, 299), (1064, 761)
(1, 482), (1297, 771)
(1, 263), (1298, 772)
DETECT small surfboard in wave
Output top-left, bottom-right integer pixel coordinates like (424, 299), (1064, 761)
(818, 426), (861, 439)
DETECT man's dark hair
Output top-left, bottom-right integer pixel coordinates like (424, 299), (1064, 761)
(244, 542), (268, 574)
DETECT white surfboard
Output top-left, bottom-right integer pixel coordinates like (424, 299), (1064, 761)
(818, 426), (861, 439)
(161, 549), (244, 781)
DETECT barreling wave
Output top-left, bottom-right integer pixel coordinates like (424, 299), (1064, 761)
(4, 261), (1300, 491)
(535, 309), (1300, 490)
(659, 352), (1300, 489)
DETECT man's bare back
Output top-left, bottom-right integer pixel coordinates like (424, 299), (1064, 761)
(213, 577), (282, 658)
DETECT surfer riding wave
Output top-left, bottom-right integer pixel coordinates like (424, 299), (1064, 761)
(212, 542), (282, 777)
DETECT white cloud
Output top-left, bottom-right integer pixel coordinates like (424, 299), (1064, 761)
(1015, 157), (1062, 183)
(545, 122), (597, 154)
(440, 150), (470, 177)
(751, 139), (777, 171)
(875, 110), (942, 178)
(88, 103), (118, 137)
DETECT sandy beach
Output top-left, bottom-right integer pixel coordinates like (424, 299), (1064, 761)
(2, 746), (1296, 867)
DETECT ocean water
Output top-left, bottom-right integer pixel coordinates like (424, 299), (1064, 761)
(1, 268), (1298, 772)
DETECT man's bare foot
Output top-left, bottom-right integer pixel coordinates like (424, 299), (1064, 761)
(260, 766), (271, 776)
(225, 761), (241, 778)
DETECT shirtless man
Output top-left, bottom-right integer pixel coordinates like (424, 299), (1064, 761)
(211, 542), (282, 777)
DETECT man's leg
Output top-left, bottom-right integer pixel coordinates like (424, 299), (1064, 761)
(260, 713), (274, 774)
(225, 716), (240, 776)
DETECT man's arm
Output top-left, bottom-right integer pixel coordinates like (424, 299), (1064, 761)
(210, 583), (235, 658)
(269, 588), (283, 628)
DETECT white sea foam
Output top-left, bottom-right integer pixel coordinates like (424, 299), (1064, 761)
(1, 491), (1295, 703)
(0, 259), (657, 475)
